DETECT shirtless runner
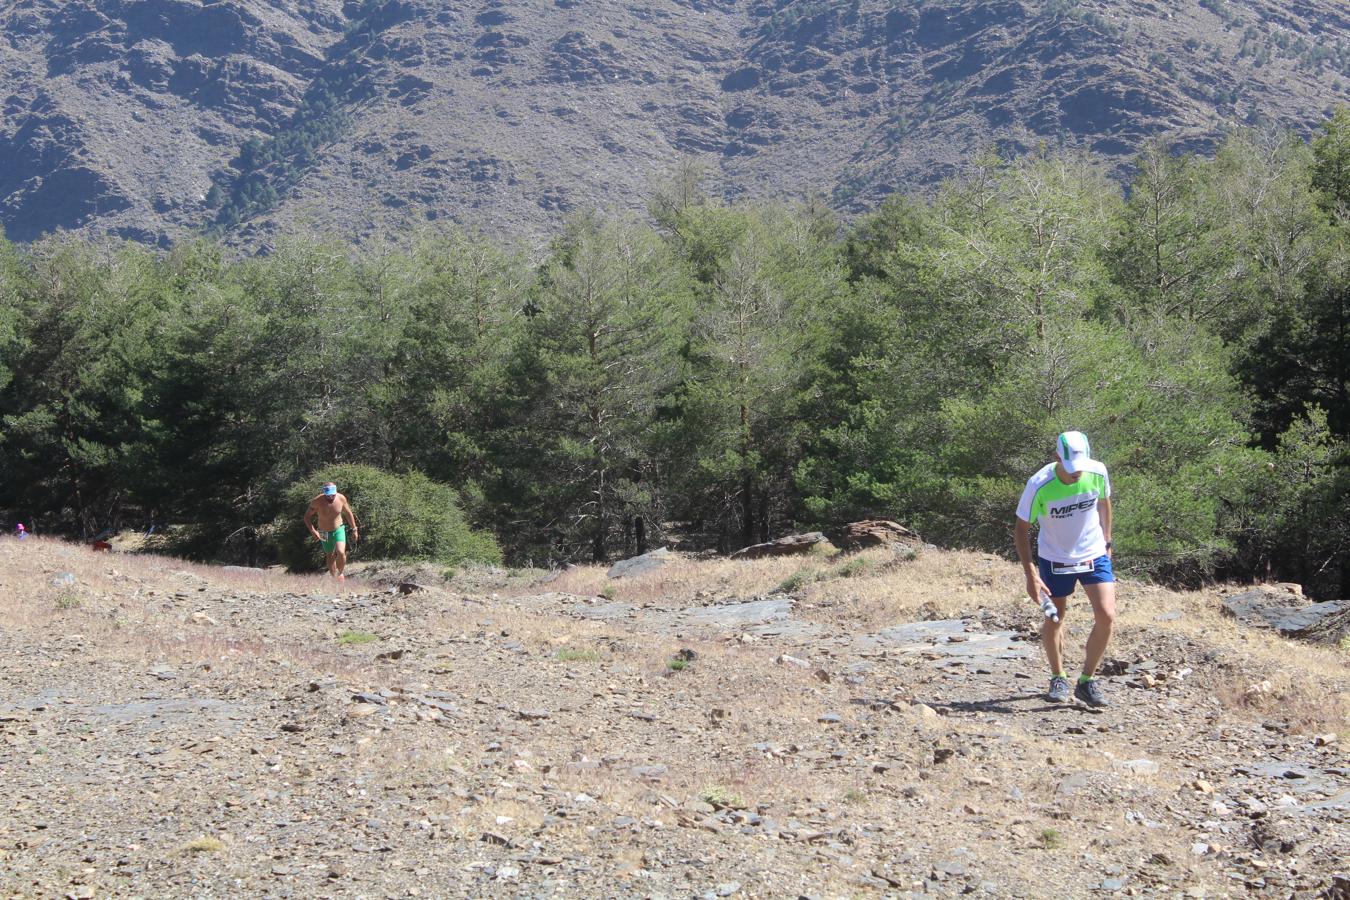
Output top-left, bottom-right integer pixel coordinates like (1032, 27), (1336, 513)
(302, 482), (360, 581)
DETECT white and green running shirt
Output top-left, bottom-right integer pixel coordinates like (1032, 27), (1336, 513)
(1015, 460), (1111, 564)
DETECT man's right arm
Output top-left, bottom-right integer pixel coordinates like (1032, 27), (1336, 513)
(302, 501), (321, 540)
(1014, 517), (1051, 602)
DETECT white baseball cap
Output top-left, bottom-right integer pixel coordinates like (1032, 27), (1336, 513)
(1056, 431), (1092, 474)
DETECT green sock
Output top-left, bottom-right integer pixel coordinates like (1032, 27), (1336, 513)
(1078, 674), (1093, 685)
(1054, 672), (1068, 679)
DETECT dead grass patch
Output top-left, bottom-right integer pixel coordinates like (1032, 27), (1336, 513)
(555, 647), (603, 662)
(1214, 670), (1350, 734)
(178, 836), (225, 854)
(519, 553), (848, 608)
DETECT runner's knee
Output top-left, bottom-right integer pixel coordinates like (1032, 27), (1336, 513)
(1093, 597), (1116, 625)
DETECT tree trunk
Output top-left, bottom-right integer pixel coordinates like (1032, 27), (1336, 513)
(741, 470), (754, 549)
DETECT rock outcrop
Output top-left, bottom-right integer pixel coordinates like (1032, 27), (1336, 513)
(1, 0), (1347, 245)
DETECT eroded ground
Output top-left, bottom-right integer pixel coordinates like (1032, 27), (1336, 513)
(1, 539), (1347, 898)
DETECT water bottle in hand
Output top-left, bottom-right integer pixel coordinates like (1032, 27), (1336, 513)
(1039, 590), (1059, 623)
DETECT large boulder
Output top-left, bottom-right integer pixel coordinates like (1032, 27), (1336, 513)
(833, 519), (921, 552)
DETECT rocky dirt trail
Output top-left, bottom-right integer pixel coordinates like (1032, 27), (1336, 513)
(1, 538), (1347, 898)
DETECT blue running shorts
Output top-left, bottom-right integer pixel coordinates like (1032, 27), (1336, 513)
(1039, 553), (1114, 599)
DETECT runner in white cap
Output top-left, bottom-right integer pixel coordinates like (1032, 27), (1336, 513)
(1013, 431), (1116, 707)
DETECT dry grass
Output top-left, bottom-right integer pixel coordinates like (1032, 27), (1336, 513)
(0, 535), (332, 615)
(516, 548), (842, 607)
(1214, 670), (1350, 735)
(555, 647), (603, 662)
(178, 836), (225, 854)
(515, 547), (1026, 636)
(12, 535), (1349, 896)
(7, 535), (1349, 842)
(0, 537), (375, 681)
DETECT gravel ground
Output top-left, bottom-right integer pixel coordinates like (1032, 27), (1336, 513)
(2, 538), (1347, 898)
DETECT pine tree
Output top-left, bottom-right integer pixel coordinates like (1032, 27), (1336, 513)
(523, 216), (691, 561)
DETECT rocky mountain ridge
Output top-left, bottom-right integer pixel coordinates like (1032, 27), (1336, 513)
(2, 0), (1349, 246)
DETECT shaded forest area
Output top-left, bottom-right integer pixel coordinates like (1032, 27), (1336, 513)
(1, 118), (1347, 597)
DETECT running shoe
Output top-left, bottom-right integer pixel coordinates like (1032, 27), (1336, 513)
(1047, 675), (1071, 703)
(1074, 678), (1108, 707)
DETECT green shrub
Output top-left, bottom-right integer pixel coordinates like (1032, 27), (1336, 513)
(337, 629), (379, 645)
(270, 464), (501, 571)
(700, 785), (746, 809)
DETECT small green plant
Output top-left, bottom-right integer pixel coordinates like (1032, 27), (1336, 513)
(775, 568), (818, 594)
(1038, 828), (1065, 850)
(599, 583), (617, 601)
(843, 788), (866, 804)
(337, 630), (379, 645)
(832, 557), (872, 579)
(556, 647), (601, 663)
(665, 648), (697, 671)
(55, 591), (81, 610)
(1339, 633), (1350, 654)
(180, 836), (225, 853)
(700, 785), (746, 810)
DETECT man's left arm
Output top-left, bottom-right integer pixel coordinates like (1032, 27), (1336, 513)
(342, 498), (360, 542)
(1098, 495), (1113, 558)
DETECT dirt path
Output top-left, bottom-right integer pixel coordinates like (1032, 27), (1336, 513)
(1, 539), (1346, 898)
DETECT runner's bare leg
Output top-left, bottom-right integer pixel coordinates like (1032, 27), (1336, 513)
(1082, 581), (1117, 677)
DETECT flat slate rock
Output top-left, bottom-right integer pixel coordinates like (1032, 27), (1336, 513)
(1222, 589), (1347, 636)
(856, 619), (1030, 660)
(730, 532), (826, 560)
(571, 595), (821, 638)
(1236, 761), (1347, 796)
(79, 698), (244, 732)
(681, 597), (793, 627)
(607, 547), (672, 579)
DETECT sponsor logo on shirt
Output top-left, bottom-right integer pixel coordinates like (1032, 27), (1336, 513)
(1049, 497), (1097, 518)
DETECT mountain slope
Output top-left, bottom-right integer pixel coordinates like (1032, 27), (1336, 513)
(2, 0), (1348, 246)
